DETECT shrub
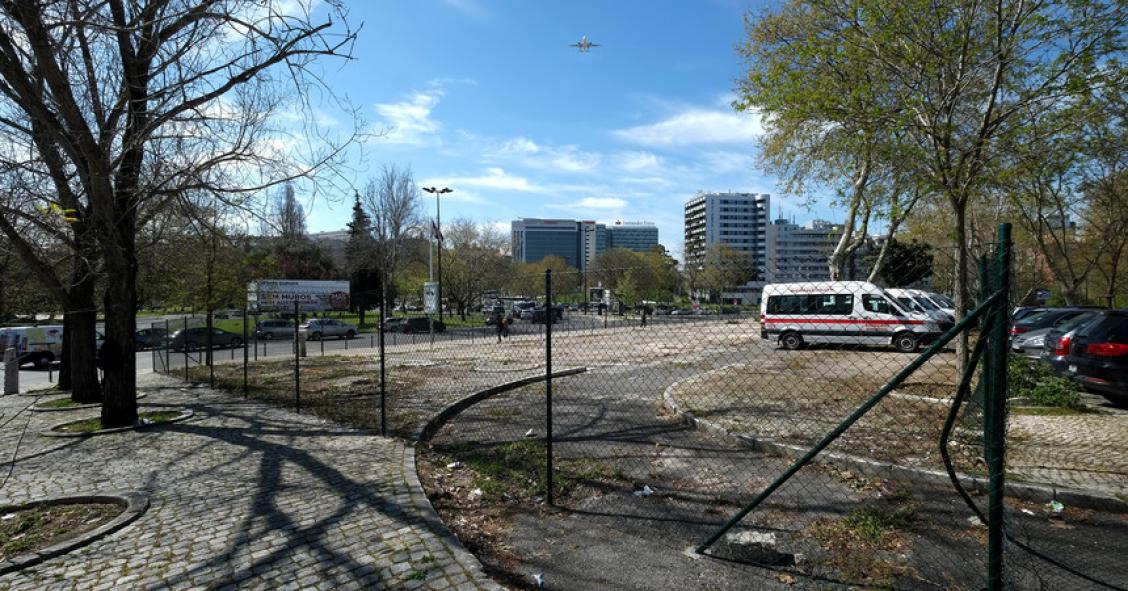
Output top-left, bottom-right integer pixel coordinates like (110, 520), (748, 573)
(1008, 358), (1083, 409)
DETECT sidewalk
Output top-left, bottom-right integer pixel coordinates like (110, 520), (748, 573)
(0, 375), (500, 590)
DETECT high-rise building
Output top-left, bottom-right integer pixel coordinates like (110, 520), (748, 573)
(513, 218), (660, 271)
(684, 192), (770, 303)
(511, 219), (584, 269)
(607, 221), (659, 252)
(765, 219), (850, 283)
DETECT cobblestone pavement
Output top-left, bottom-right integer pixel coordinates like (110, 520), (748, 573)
(0, 375), (501, 590)
(1007, 402), (1128, 497)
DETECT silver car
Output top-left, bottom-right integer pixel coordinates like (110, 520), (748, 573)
(300, 318), (358, 340)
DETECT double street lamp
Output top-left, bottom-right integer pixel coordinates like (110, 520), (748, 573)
(422, 186), (452, 323)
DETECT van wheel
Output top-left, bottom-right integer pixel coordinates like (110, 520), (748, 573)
(894, 332), (919, 353)
(33, 353), (53, 370)
(780, 332), (804, 350)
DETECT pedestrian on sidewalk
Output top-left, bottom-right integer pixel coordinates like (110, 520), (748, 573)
(495, 313), (504, 342)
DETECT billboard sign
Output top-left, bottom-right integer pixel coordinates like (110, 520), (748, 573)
(248, 280), (350, 312)
(423, 282), (439, 313)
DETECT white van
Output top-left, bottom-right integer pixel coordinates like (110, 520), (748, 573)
(886, 288), (956, 332)
(760, 282), (940, 352)
(0, 325), (64, 368)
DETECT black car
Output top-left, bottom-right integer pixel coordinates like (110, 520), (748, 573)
(529, 307), (561, 324)
(1052, 309), (1128, 405)
(134, 327), (170, 350)
(399, 317), (445, 334)
(168, 327), (243, 350)
(382, 317), (407, 332)
(1038, 311), (1103, 373)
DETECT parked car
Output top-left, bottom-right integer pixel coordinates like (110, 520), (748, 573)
(168, 327), (243, 350)
(399, 317), (445, 334)
(1010, 308), (1096, 340)
(134, 327), (170, 350)
(886, 288), (955, 332)
(529, 307), (560, 324)
(382, 317), (407, 332)
(255, 319), (295, 340)
(1040, 312), (1104, 373)
(299, 318), (358, 340)
(1045, 309), (1128, 405)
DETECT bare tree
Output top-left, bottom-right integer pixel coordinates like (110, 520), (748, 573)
(274, 183), (307, 241)
(362, 165), (421, 310)
(0, 1), (358, 426)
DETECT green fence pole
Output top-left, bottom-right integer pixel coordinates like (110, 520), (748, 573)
(243, 305), (249, 399)
(986, 224), (1011, 590)
(977, 254), (990, 427)
(380, 285), (387, 437)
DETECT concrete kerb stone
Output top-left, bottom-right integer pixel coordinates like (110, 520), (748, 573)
(30, 393), (148, 413)
(400, 445), (505, 591)
(417, 367), (589, 443)
(38, 409), (195, 438)
(661, 365), (1128, 514)
(0, 491), (149, 575)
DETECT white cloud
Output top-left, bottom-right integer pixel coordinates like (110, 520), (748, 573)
(613, 108), (764, 147)
(615, 151), (663, 172)
(424, 167), (541, 192)
(494, 137), (601, 173)
(702, 151), (756, 174)
(576, 197), (628, 209)
(373, 89), (444, 146)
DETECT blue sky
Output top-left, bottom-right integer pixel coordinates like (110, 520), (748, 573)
(301, 0), (834, 253)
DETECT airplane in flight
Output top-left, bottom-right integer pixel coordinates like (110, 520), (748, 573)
(570, 35), (600, 53)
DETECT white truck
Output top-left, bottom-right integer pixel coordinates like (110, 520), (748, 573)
(0, 325), (64, 369)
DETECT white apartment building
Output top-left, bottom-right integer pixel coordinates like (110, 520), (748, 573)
(684, 192), (770, 304)
(764, 219), (846, 283)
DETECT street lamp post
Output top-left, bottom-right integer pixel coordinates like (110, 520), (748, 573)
(422, 186), (452, 323)
(582, 225), (595, 313)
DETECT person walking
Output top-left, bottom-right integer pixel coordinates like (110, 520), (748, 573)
(495, 313), (504, 342)
(502, 313), (512, 339)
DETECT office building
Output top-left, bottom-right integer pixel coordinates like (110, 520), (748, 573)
(607, 221), (659, 252)
(764, 219), (846, 283)
(511, 219), (584, 269)
(684, 192), (771, 304)
(513, 218), (660, 271)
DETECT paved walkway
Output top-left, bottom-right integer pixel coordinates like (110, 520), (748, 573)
(0, 375), (500, 590)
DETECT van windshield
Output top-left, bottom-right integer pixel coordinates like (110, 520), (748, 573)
(913, 296), (939, 311)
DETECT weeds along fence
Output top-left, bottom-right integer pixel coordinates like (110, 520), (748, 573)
(153, 224), (1125, 590)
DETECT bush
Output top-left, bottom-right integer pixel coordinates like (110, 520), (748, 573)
(1008, 358), (1084, 409)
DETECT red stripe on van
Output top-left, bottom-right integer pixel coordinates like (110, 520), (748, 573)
(763, 318), (926, 326)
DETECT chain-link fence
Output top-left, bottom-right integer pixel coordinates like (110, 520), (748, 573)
(152, 224), (1125, 590)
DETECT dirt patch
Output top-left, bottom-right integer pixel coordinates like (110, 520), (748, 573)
(0, 502), (121, 561)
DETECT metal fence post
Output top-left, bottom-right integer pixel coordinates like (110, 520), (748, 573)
(243, 305), (249, 398)
(379, 289), (387, 437)
(545, 269), (554, 506)
(294, 301), (301, 413)
(986, 223), (1011, 590)
(183, 316), (189, 381)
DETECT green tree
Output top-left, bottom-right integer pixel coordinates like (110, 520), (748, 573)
(345, 194), (379, 324)
(700, 244), (754, 303)
(866, 239), (934, 288)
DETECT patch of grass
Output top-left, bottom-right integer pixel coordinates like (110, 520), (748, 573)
(484, 407), (521, 419)
(36, 398), (91, 409)
(1010, 406), (1090, 416)
(442, 440), (549, 501)
(404, 569), (428, 581)
(840, 506), (916, 542)
(0, 502), (121, 561)
(57, 410), (182, 433)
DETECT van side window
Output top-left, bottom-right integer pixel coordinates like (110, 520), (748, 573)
(863, 294), (891, 314)
(768, 294), (853, 315)
(815, 294), (853, 315)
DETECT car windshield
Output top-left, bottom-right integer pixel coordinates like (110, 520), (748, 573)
(895, 297), (923, 313)
(930, 293), (955, 308)
(912, 296), (939, 311)
(1056, 312), (1100, 333)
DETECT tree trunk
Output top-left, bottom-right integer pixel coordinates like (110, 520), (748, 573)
(59, 312), (72, 391)
(954, 204), (970, 374)
(68, 274), (102, 404)
(100, 225), (139, 428)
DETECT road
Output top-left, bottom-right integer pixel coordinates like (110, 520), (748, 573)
(4, 312), (724, 393)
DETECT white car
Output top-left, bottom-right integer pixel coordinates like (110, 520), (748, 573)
(299, 318), (358, 340)
(886, 289), (956, 331)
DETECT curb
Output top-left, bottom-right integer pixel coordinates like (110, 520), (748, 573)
(418, 367), (589, 442)
(0, 491), (149, 575)
(662, 366), (1128, 514)
(401, 445), (505, 591)
(40, 409), (194, 438)
(31, 393), (148, 413)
